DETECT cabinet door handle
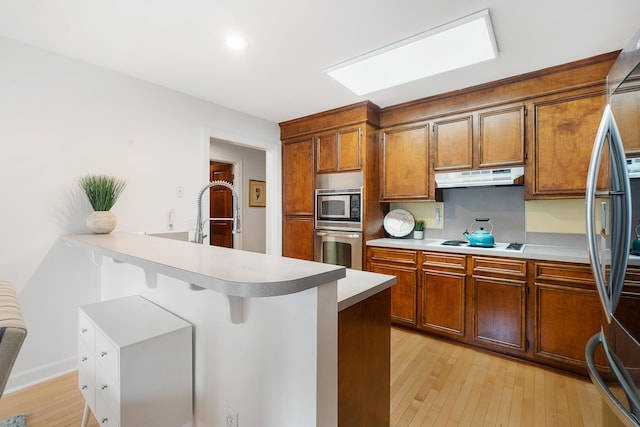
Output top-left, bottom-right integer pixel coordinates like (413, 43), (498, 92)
(81, 385), (87, 390)
(81, 356), (87, 362)
(100, 351), (107, 357)
(101, 384), (108, 390)
(101, 417), (109, 424)
(81, 328), (87, 333)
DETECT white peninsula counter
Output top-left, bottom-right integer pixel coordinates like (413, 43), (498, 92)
(64, 232), (395, 427)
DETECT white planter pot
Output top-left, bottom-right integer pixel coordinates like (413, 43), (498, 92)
(413, 230), (424, 240)
(87, 211), (117, 234)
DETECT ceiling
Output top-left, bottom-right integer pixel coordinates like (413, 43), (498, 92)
(1, 0), (640, 124)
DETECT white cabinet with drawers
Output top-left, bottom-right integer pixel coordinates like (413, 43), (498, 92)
(78, 295), (192, 427)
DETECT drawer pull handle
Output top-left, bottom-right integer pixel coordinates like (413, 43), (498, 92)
(101, 384), (108, 390)
(81, 357), (88, 362)
(81, 328), (87, 333)
(101, 351), (107, 357)
(101, 417), (109, 424)
(81, 385), (87, 390)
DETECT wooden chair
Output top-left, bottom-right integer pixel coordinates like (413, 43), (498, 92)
(0, 281), (27, 398)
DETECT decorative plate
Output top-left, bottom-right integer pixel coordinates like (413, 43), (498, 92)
(383, 209), (415, 237)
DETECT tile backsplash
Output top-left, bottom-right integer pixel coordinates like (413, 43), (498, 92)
(389, 180), (640, 247)
(438, 186), (526, 243)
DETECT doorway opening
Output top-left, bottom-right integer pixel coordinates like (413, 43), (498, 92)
(209, 161), (234, 248)
(202, 128), (281, 255)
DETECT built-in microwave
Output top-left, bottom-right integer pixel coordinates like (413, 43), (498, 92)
(315, 187), (362, 231)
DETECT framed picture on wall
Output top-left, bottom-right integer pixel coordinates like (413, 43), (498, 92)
(249, 179), (266, 207)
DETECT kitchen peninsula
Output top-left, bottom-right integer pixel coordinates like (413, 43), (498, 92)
(64, 232), (395, 427)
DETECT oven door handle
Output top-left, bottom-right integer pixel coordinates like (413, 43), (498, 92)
(316, 231), (361, 239)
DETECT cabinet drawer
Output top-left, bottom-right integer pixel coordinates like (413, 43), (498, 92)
(422, 252), (466, 270)
(78, 312), (95, 350)
(95, 392), (120, 427)
(78, 367), (95, 411)
(96, 366), (121, 419)
(95, 330), (119, 382)
(624, 267), (640, 293)
(472, 256), (526, 278)
(78, 341), (95, 378)
(533, 261), (595, 286)
(369, 248), (417, 265)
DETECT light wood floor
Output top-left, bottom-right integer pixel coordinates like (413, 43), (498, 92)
(391, 328), (602, 427)
(0, 327), (602, 426)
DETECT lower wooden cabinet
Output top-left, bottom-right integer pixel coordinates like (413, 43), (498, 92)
(420, 252), (466, 337)
(471, 257), (528, 355)
(282, 215), (314, 261)
(532, 261), (602, 373)
(365, 246), (624, 376)
(472, 275), (526, 351)
(368, 247), (418, 326)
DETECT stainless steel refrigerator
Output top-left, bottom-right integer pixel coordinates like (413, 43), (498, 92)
(586, 28), (640, 427)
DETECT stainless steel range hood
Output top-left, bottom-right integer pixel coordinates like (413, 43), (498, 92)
(435, 167), (525, 188)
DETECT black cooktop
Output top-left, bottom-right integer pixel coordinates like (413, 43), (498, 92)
(440, 240), (523, 250)
(441, 240), (469, 246)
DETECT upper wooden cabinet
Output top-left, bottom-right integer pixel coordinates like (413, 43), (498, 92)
(432, 105), (525, 172)
(478, 106), (526, 167)
(280, 101), (387, 260)
(282, 137), (314, 215)
(527, 91), (606, 199)
(611, 81), (640, 156)
(380, 123), (434, 201)
(432, 114), (473, 171)
(316, 128), (362, 173)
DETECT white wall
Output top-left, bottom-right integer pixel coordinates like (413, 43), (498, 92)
(210, 139), (267, 253)
(0, 35), (281, 390)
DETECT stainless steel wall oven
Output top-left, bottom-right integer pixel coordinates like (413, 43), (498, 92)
(314, 229), (362, 270)
(314, 185), (363, 270)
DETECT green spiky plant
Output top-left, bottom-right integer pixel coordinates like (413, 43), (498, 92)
(78, 175), (127, 211)
(414, 219), (425, 232)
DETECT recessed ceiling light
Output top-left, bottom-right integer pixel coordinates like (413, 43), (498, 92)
(226, 35), (247, 50)
(325, 9), (498, 95)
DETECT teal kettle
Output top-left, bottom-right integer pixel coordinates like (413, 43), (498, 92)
(633, 222), (640, 255)
(463, 218), (495, 247)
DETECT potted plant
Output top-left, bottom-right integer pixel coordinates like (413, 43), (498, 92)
(413, 219), (425, 240)
(78, 174), (127, 234)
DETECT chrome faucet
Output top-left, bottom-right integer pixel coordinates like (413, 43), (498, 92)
(193, 180), (241, 244)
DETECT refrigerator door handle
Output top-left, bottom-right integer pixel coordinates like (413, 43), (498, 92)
(586, 104), (632, 321)
(608, 110), (632, 313)
(586, 332), (640, 427)
(587, 105), (614, 319)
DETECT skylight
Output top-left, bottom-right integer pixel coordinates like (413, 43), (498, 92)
(325, 9), (498, 95)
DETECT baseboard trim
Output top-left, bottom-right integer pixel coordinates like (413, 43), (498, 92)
(4, 356), (77, 393)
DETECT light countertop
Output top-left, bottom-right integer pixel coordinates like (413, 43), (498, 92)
(64, 232), (346, 298)
(64, 232), (396, 308)
(337, 269), (396, 311)
(367, 237), (640, 266)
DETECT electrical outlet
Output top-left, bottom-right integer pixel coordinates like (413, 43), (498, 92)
(226, 406), (238, 427)
(188, 217), (197, 229)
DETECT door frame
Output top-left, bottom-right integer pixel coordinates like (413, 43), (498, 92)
(200, 127), (282, 255)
